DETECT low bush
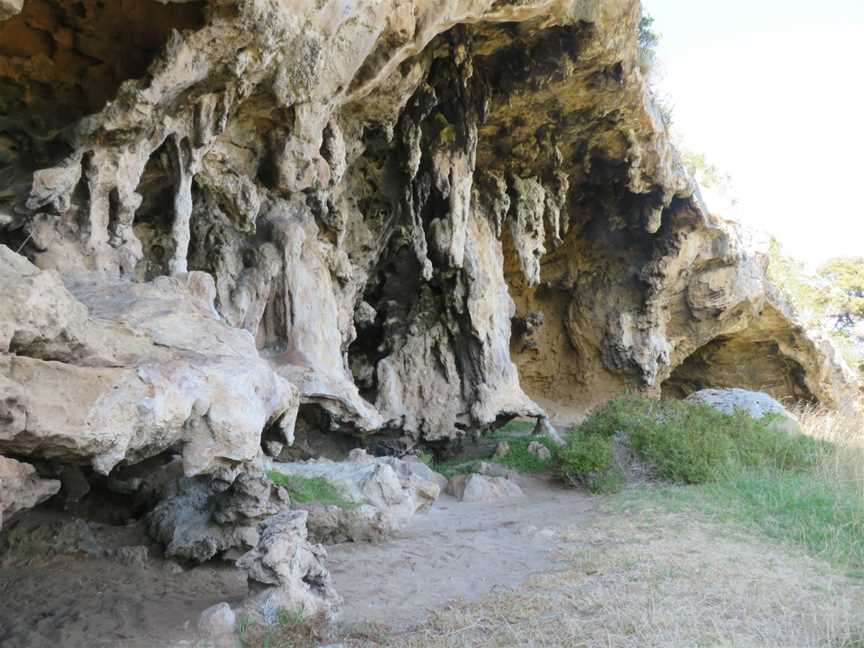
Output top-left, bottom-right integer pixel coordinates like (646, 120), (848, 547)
(559, 395), (826, 487)
(554, 428), (623, 493)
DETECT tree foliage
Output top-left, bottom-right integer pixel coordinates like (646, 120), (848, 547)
(637, 14), (660, 75)
(767, 239), (825, 327)
(768, 241), (864, 375)
(817, 257), (864, 332)
(637, 12), (673, 127)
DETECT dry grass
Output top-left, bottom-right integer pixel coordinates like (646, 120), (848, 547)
(340, 509), (864, 648)
(793, 403), (864, 502)
(335, 403), (864, 648)
(237, 609), (327, 648)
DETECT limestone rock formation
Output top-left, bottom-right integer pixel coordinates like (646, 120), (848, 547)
(2, 0), (856, 470)
(447, 472), (524, 503)
(270, 449), (441, 543)
(146, 467), (341, 617)
(0, 0), (22, 22)
(147, 470), (291, 562)
(0, 456), (59, 529)
(237, 510), (341, 623)
(0, 245), (298, 476)
(0, 0), (860, 626)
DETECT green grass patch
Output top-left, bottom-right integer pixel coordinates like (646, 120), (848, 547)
(434, 458), (483, 480)
(623, 469), (864, 572)
(267, 471), (356, 509)
(573, 395), (864, 572)
(557, 395), (827, 487)
(433, 419), (556, 478)
(555, 428), (624, 493)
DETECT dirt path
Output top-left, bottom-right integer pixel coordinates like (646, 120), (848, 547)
(3, 477), (863, 648)
(333, 489), (864, 647)
(329, 476), (598, 630)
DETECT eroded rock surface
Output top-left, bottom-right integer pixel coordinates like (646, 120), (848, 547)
(237, 510), (341, 623)
(0, 0), (860, 632)
(0, 456), (59, 528)
(0, 246), (298, 476)
(270, 449), (441, 543)
(2, 0), (856, 469)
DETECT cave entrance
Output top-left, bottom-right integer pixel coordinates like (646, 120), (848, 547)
(661, 334), (816, 405)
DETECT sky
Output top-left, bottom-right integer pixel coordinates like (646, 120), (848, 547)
(644, 0), (864, 266)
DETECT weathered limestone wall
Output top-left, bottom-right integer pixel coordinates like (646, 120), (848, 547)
(0, 0), (859, 527)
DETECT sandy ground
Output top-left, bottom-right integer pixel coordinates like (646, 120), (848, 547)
(335, 489), (864, 647)
(329, 476), (597, 630)
(2, 477), (864, 647)
(0, 514), (247, 648)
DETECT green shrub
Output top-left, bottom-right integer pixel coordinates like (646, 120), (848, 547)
(562, 395), (823, 487)
(554, 428), (623, 493)
(573, 395), (653, 439)
(626, 401), (739, 483)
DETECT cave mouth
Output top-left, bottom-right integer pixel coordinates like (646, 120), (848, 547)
(661, 334), (816, 406)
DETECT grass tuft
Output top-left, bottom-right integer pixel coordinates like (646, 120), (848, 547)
(266, 471), (356, 509)
(433, 420), (557, 478)
(237, 609), (324, 648)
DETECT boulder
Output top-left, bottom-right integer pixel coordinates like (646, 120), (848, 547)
(686, 388), (802, 436)
(0, 456), (60, 528)
(198, 603), (237, 648)
(527, 441), (552, 461)
(474, 462), (518, 480)
(269, 450), (441, 543)
(237, 511), (341, 623)
(446, 473), (524, 503)
(686, 388), (793, 419)
(0, 249), (298, 478)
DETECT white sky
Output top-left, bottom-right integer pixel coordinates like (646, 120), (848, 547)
(645, 0), (864, 265)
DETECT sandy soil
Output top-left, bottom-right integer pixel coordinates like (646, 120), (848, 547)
(3, 476), (863, 648)
(362, 505), (864, 647)
(0, 514), (247, 648)
(329, 476), (597, 630)
(0, 476), (600, 647)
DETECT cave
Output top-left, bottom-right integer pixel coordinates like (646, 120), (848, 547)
(0, 0), (860, 643)
(662, 333), (816, 405)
